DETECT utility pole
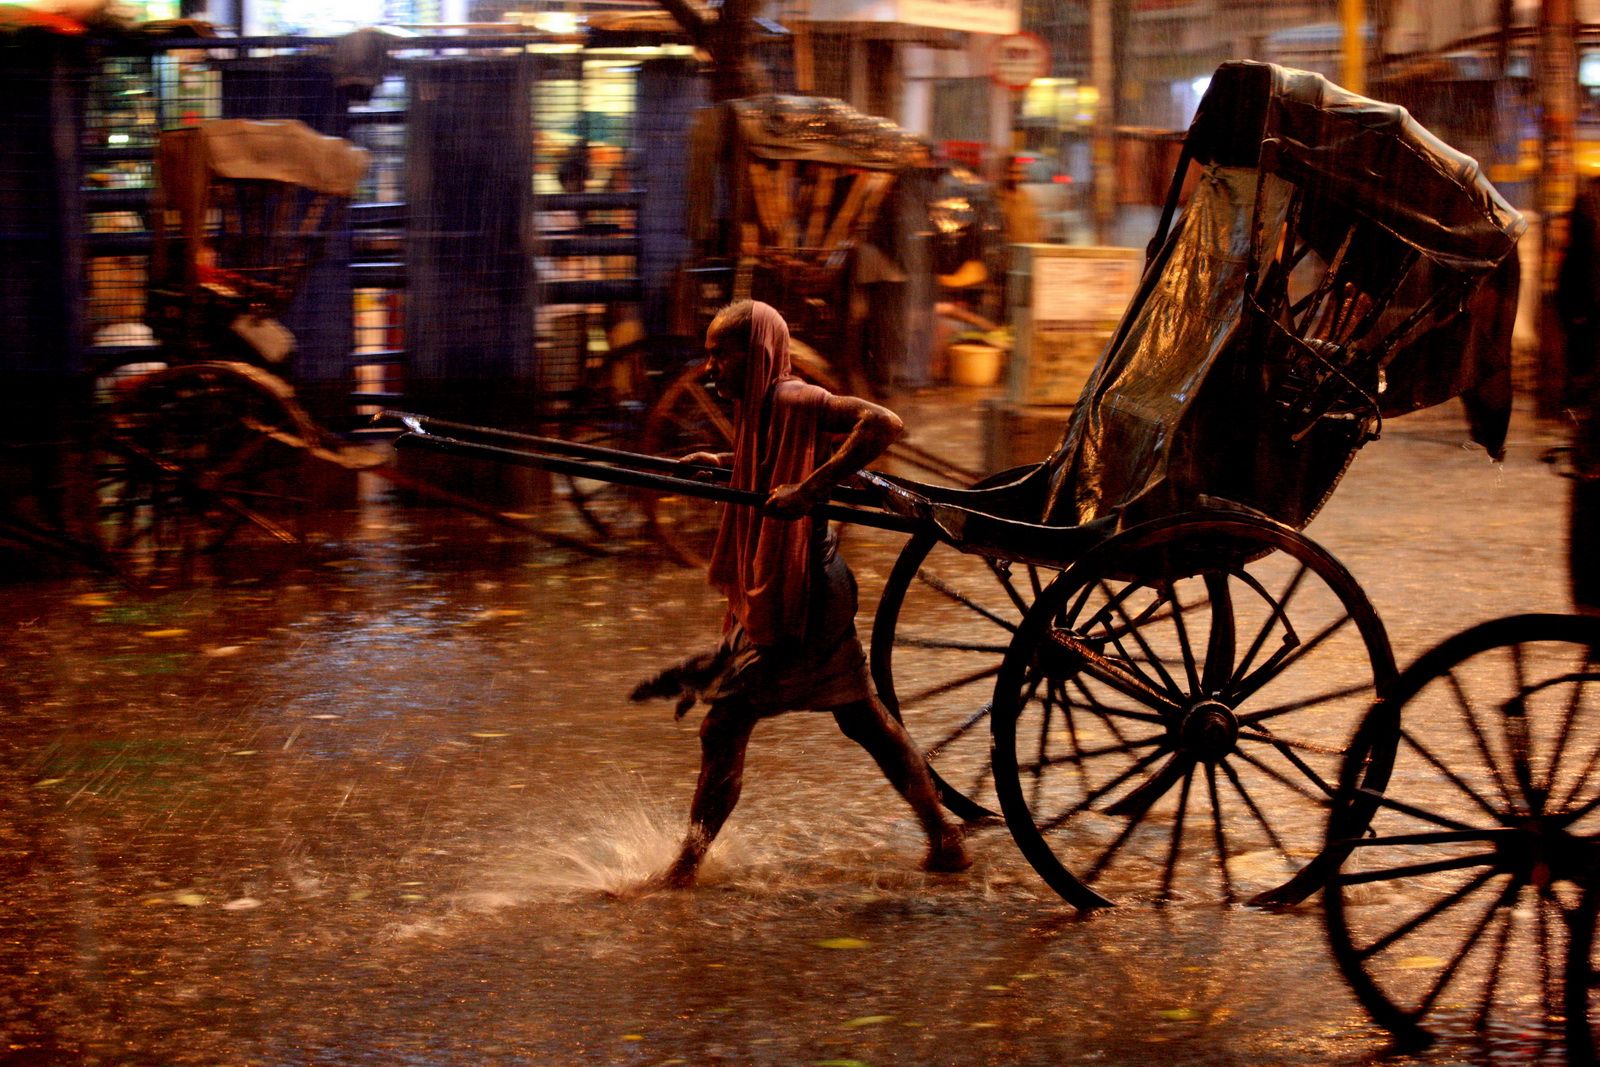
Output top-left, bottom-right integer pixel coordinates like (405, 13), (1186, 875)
(1090, 0), (1115, 245)
(1537, 0), (1579, 418)
(1340, 0), (1365, 95)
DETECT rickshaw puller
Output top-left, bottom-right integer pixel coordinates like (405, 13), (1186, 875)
(631, 299), (971, 888)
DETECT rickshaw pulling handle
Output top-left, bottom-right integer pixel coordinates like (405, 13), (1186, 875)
(379, 410), (924, 535)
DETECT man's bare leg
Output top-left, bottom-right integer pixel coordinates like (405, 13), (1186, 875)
(832, 698), (971, 873)
(654, 701), (758, 888)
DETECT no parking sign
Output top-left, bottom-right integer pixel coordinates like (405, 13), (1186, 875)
(990, 32), (1050, 91)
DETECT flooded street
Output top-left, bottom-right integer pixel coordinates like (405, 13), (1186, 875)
(0, 391), (1580, 1065)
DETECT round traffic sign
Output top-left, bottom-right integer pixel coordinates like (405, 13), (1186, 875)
(991, 32), (1050, 91)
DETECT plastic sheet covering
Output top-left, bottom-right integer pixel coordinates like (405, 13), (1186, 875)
(197, 119), (370, 196)
(864, 61), (1526, 560)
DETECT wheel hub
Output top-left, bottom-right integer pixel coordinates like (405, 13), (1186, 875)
(1181, 699), (1239, 763)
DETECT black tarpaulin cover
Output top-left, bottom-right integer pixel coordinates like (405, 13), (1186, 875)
(868, 61), (1525, 562)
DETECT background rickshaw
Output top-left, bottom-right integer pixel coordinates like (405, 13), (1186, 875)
(393, 61), (1526, 919)
(87, 117), (380, 578)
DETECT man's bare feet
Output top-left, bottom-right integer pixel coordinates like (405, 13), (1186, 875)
(641, 854), (700, 890)
(921, 825), (972, 873)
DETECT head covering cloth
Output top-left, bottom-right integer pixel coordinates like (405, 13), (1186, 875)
(707, 302), (831, 646)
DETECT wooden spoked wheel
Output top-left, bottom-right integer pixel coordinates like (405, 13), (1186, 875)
(638, 341), (835, 568)
(637, 359), (734, 568)
(868, 467), (1052, 822)
(1324, 613), (1600, 1057)
(92, 361), (313, 577)
(989, 512), (1396, 912)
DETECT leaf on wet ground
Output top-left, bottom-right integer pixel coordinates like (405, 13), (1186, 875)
(471, 732), (509, 739)
(228, 750), (256, 757)
(814, 937), (868, 950)
(172, 891), (206, 907)
(71, 593), (114, 607)
(1158, 1008), (1197, 1022)
(842, 1015), (893, 1029)
(204, 646), (242, 658)
(141, 629), (190, 638)
(619, 1034), (643, 1041)
(33, 778), (64, 788)
(1396, 955), (1446, 969)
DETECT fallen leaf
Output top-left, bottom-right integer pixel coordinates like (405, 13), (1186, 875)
(1158, 1008), (1197, 1022)
(471, 732), (509, 739)
(1397, 956), (1446, 969)
(205, 646), (242, 658)
(173, 891), (206, 907)
(619, 1034), (643, 1041)
(33, 778), (64, 788)
(842, 1015), (893, 1028)
(814, 937), (869, 950)
(984, 984), (1008, 991)
(228, 750), (256, 757)
(71, 594), (113, 606)
(141, 629), (189, 638)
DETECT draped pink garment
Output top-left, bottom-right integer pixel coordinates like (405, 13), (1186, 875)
(706, 302), (831, 647)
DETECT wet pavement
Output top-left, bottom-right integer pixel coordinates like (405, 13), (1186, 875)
(0, 385), (1582, 1065)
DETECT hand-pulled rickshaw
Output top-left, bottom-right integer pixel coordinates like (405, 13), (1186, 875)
(89, 118), (380, 575)
(389, 62), (1600, 1056)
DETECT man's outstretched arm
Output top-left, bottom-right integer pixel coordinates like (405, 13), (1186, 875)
(766, 391), (903, 518)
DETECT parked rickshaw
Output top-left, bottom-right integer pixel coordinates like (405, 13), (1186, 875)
(88, 118), (380, 576)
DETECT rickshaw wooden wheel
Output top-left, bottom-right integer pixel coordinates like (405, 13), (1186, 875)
(638, 358), (733, 568)
(639, 340), (835, 569)
(552, 334), (698, 543)
(869, 465), (1051, 823)
(1323, 613), (1600, 1056)
(91, 361), (312, 578)
(989, 511), (1396, 912)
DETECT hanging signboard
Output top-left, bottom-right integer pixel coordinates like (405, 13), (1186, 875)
(804, 0), (1020, 37)
(990, 31), (1050, 91)
(900, 0), (1020, 35)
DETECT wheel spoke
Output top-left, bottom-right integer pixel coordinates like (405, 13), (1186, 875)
(922, 702), (991, 760)
(1158, 765), (1196, 901)
(899, 664), (1002, 709)
(1206, 763), (1234, 903)
(1230, 610), (1355, 705)
(1399, 726), (1514, 824)
(1218, 757), (1292, 861)
(1036, 744), (1170, 833)
(1164, 578), (1203, 695)
(1414, 877), (1523, 1018)
(916, 568), (1019, 633)
(1237, 679), (1376, 725)
(1444, 669), (1518, 816)
(1350, 785), (1486, 835)
(1096, 581), (1186, 702)
(987, 559), (1035, 618)
(1335, 851), (1505, 889)
(1048, 629), (1184, 716)
(1230, 561), (1311, 688)
(1355, 866), (1502, 961)
(1230, 743), (1332, 804)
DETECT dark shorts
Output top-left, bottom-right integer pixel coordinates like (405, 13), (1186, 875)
(674, 546), (872, 715)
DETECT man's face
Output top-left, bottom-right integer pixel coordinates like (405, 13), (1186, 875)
(705, 325), (748, 400)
